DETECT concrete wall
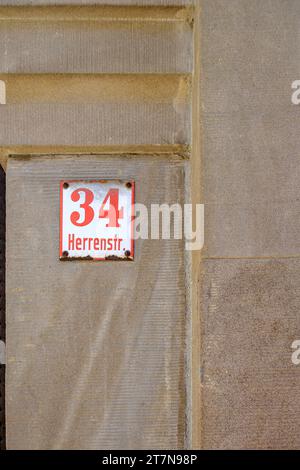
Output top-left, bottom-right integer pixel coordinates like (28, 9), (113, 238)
(2, 0), (300, 450)
(6, 155), (187, 449)
(2, 2), (193, 450)
(200, 0), (300, 449)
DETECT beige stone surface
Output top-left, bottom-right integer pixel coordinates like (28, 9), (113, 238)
(0, 103), (190, 146)
(6, 155), (187, 450)
(201, 258), (300, 449)
(204, 202), (300, 258)
(201, 0), (300, 258)
(4, 0), (300, 451)
(0, 74), (191, 147)
(200, 0), (300, 449)
(0, 74), (190, 105)
(0, 12), (192, 74)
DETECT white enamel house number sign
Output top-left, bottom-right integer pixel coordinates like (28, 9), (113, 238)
(60, 180), (135, 260)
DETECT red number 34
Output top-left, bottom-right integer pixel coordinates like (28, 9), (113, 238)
(70, 188), (124, 228)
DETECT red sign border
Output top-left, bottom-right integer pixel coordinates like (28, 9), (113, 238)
(59, 179), (135, 261)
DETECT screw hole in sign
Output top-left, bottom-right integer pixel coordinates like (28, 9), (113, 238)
(60, 180), (135, 261)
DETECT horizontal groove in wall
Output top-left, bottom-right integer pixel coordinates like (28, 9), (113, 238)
(0, 1), (194, 5)
(1, 145), (189, 157)
(0, 145), (190, 172)
(0, 6), (193, 23)
(0, 74), (191, 105)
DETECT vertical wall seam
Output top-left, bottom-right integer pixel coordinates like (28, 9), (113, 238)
(191, 1), (202, 449)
